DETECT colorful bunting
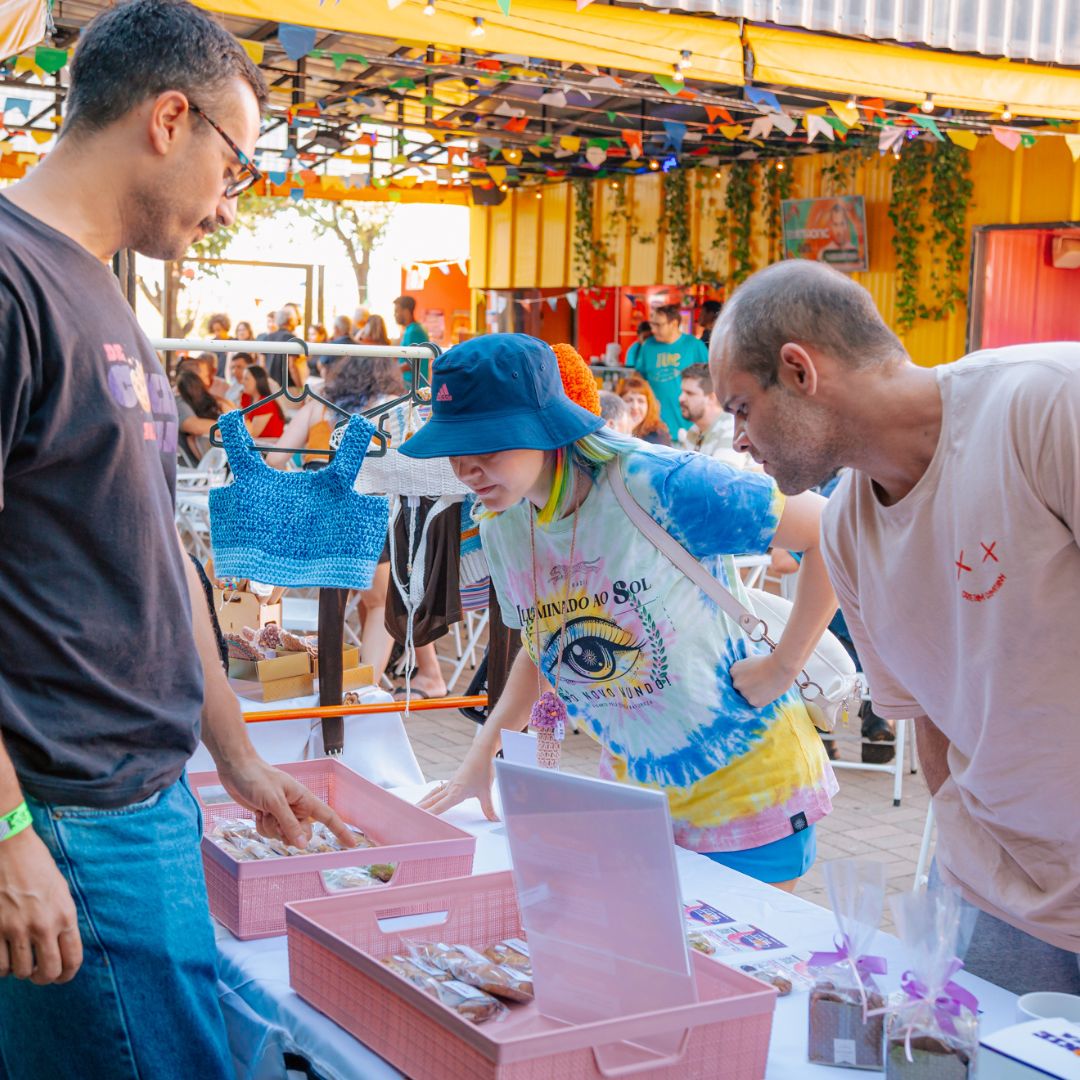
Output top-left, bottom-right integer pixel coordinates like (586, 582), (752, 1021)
(487, 165), (507, 184)
(704, 105), (734, 125)
(653, 74), (684, 96)
(278, 24), (317, 62)
(878, 126), (905, 153)
(860, 98), (887, 122)
(538, 89), (567, 108)
(772, 112), (797, 136)
(662, 120), (687, 154)
(911, 114), (944, 141)
(503, 116), (529, 133)
(991, 126), (1022, 151)
(805, 114), (835, 143)
(34, 47), (68, 74)
(828, 100), (860, 127)
(559, 135), (581, 153)
(946, 129), (978, 150)
(621, 130), (643, 158)
(719, 124), (744, 140)
(4, 98), (30, 119)
(585, 145), (607, 167)
(747, 115), (774, 140)
(746, 87), (782, 113)
(497, 0), (511, 12)
(502, 148), (523, 165)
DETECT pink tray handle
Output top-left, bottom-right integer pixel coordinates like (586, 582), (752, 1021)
(591, 1030), (692, 1078)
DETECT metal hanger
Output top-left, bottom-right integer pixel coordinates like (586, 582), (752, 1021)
(360, 342), (442, 441)
(209, 336), (389, 458)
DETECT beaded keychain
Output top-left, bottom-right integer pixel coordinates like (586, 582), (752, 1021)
(528, 508), (579, 769)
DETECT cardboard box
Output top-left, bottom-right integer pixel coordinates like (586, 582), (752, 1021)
(339, 664), (375, 692)
(229, 651), (311, 683)
(980, 1018), (1080, 1079)
(310, 646), (360, 677)
(214, 589), (281, 636)
(256, 673), (315, 703)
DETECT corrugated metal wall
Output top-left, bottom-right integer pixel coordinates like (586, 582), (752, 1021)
(630, 0), (1080, 66)
(470, 135), (1080, 364)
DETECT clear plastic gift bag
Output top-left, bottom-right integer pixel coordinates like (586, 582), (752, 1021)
(808, 859), (889, 1070)
(882, 889), (978, 1080)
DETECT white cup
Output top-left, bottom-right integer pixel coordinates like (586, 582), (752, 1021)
(1016, 991), (1080, 1024)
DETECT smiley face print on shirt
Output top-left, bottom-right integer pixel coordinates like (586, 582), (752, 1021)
(955, 539), (1006, 603)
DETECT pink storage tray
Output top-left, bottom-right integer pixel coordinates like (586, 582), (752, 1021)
(190, 759), (475, 940)
(286, 871), (777, 1080)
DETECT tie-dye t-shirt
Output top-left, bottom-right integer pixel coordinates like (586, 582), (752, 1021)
(481, 444), (837, 853)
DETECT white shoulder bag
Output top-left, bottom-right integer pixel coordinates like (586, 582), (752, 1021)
(607, 460), (861, 732)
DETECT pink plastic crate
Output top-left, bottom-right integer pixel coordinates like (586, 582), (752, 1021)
(286, 871), (777, 1080)
(190, 759), (475, 940)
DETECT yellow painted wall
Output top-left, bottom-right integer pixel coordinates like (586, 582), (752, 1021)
(469, 135), (1080, 363)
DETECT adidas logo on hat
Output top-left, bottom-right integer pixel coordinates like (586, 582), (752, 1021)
(436, 383), (453, 402)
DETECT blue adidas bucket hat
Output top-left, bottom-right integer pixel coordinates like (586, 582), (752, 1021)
(398, 333), (604, 459)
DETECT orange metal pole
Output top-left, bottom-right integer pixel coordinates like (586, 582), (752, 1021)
(243, 695), (488, 724)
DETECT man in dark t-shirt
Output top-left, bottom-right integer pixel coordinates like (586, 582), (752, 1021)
(0, 4), (353, 1078)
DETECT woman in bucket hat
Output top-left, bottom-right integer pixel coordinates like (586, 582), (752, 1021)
(411, 334), (838, 889)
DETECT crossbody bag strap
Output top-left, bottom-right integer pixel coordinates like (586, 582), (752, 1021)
(605, 459), (772, 643)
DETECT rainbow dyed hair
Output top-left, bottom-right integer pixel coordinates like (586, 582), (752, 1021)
(474, 425), (635, 526)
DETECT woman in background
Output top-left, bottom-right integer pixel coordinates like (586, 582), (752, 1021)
(239, 365), (285, 439)
(617, 374), (672, 446)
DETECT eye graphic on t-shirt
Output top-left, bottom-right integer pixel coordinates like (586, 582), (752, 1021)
(541, 616), (643, 684)
(955, 539), (1006, 603)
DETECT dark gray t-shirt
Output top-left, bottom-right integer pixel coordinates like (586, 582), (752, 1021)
(0, 196), (204, 808)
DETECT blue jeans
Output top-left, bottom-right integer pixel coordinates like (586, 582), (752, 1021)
(0, 775), (232, 1080)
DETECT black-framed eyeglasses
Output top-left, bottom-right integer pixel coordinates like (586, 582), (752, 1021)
(189, 102), (263, 198)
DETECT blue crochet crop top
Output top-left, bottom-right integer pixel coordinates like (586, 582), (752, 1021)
(209, 409), (389, 589)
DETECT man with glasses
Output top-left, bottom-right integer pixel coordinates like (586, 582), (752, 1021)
(0, 2), (352, 1077)
(626, 303), (708, 439)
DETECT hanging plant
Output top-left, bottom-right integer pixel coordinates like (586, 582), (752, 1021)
(659, 168), (696, 285)
(820, 150), (859, 197)
(922, 141), (973, 320)
(700, 173), (730, 289)
(887, 142), (929, 332)
(726, 161), (756, 285)
(572, 178), (613, 289)
(764, 164), (794, 263)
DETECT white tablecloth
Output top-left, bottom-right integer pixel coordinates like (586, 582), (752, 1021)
(214, 787), (1018, 1080)
(189, 683), (425, 789)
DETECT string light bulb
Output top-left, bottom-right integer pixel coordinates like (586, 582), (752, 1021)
(648, 158), (660, 171)
(892, 148), (901, 160)
(498, 182), (508, 192)
(846, 94), (857, 109)
(471, 16), (485, 37)
(713, 170), (722, 179)
(678, 50), (692, 71)
(535, 190), (542, 199)
(672, 64), (684, 83)
(920, 93), (935, 114)
(422, 0), (435, 14)
(610, 180), (619, 189)
(1001, 104), (1013, 122)
(776, 160), (785, 171)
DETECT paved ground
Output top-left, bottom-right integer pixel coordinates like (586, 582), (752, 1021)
(403, 698), (932, 933)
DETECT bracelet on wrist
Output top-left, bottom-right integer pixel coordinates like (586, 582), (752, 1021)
(0, 801), (32, 843)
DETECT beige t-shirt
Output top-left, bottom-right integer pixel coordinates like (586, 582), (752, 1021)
(822, 344), (1080, 953)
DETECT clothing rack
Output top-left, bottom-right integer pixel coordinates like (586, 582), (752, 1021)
(157, 335), (442, 754)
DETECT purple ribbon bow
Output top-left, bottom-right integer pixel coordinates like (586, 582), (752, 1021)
(900, 959), (979, 1037)
(809, 934), (888, 980)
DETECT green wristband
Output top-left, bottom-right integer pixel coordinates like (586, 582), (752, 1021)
(0, 802), (32, 842)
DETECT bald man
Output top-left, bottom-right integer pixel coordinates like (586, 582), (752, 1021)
(710, 259), (1080, 996)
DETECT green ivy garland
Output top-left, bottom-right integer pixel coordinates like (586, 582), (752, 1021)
(572, 178), (613, 288)
(923, 141), (973, 319)
(887, 143), (929, 332)
(660, 168), (696, 285)
(701, 178), (730, 289)
(887, 140), (973, 330)
(764, 164), (794, 262)
(726, 161), (756, 285)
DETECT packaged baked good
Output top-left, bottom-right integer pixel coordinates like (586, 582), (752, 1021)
(208, 817), (374, 862)
(484, 938), (531, 973)
(687, 930), (718, 956)
(882, 890), (978, 1080)
(807, 860), (889, 1070)
(382, 955), (506, 1023)
(406, 941), (534, 1002)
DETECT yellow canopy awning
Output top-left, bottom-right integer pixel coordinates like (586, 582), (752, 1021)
(747, 24), (1080, 121)
(195, 0), (745, 85)
(0, 0), (46, 61)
